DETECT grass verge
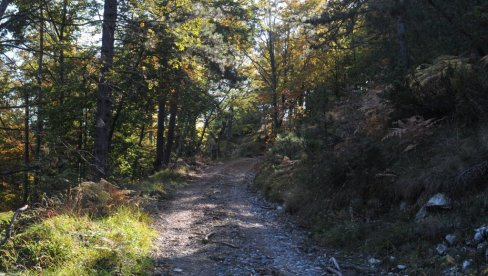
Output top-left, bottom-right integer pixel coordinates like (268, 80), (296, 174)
(0, 206), (157, 275)
(126, 167), (190, 199)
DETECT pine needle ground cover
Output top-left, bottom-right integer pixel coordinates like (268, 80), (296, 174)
(0, 207), (156, 275)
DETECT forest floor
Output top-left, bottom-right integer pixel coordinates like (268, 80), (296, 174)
(149, 158), (360, 275)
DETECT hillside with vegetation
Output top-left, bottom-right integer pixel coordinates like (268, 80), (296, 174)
(1, 0), (487, 274)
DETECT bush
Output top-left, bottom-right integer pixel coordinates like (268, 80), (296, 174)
(270, 132), (305, 160)
(0, 206), (156, 274)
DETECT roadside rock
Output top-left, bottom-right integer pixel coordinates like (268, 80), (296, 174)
(436, 243), (448, 255)
(426, 193), (451, 208)
(397, 264), (407, 270)
(368, 257), (382, 266)
(416, 193), (451, 221)
(445, 234), (457, 245)
(474, 226), (488, 243)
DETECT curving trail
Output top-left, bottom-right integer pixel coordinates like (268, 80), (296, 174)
(151, 158), (347, 276)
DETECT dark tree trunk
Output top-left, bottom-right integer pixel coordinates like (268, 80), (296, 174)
(268, 30), (279, 136)
(33, 0), (44, 200)
(58, 0), (68, 104)
(23, 88), (30, 203)
(154, 94), (166, 171)
(0, 0), (10, 21)
(108, 95), (124, 152)
(92, 0), (117, 181)
(131, 124), (146, 179)
(162, 92), (178, 166)
(396, 15), (409, 69)
(195, 108), (215, 153)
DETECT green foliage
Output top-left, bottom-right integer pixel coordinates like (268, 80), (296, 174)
(0, 207), (156, 275)
(270, 133), (305, 160)
(126, 167), (189, 199)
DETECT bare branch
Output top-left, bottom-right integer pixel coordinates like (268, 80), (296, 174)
(0, 205), (29, 246)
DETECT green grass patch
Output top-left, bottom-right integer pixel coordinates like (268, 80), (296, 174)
(0, 211), (13, 223)
(0, 206), (157, 275)
(128, 167), (189, 199)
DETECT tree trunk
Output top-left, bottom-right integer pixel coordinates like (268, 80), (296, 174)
(268, 30), (279, 136)
(195, 108), (215, 153)
(33, 0), (44, 200)
(154, 94), (166, 170)
(23, 88), (30, 203)
(131, 124), (146, 179)
(396, 14), (409, 69)
(0, 0), (10, 21)
(108, 95), (124, 152)
(162, 91), (178, 166)
(58, 0), (68, 104)
(92, 0), (117, 181)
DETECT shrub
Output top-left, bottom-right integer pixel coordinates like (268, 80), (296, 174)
(270, 132), (305, 160)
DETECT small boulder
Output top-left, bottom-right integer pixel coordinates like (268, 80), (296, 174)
(397, 264), (407, 270)
(415, 193), (451, 221)
(425, 193), (451, 209)
(445, 234), (457, 245)
(462, 259), (472, 270)
(368, 257), (382, 266)
(474, 226), (488, 243)
(436, 243), (448, 255)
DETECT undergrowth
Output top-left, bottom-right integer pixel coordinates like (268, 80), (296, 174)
(254, 58), (488, 272)
(0, 206), (156, 275)
(126, 166), (189, 199)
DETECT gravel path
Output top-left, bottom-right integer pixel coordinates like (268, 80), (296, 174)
(151, 158), (349, 276)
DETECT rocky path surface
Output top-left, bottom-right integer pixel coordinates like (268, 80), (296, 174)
(151, 158), (351, 276)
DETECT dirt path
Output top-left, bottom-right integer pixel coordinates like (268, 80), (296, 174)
(151, 158), (345, 275)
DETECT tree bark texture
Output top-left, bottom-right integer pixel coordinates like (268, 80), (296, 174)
(93, 0), (117, 181)
(162, 91), (178, 166)
(154, 94), (166, 170)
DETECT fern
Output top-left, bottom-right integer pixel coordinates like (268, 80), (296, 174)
(381, 128), (407, 141)
(382, 115), (443, 142)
